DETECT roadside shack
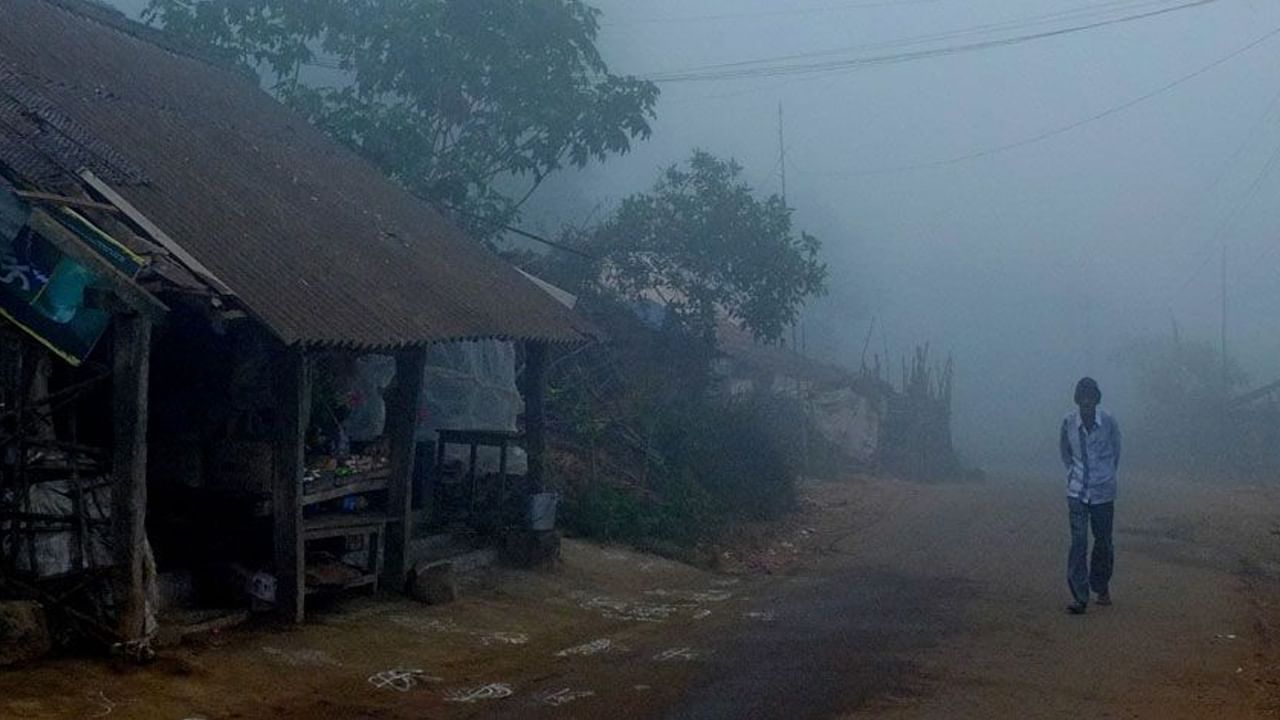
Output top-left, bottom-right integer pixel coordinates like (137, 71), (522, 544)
(0, 0), (590, 658)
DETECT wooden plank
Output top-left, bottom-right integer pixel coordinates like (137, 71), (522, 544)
(27, 209), (168, 319)
(272, 348), (310, 623)
(381, 348), (426, 590)
(79, 170), (235, 296)
(69, 416), (86, 577)
(110, 314), (151, 644)
(300, 472), (390, 506)
(306, 574), (377, 595)
(15, 343), (33, 579)
(498, 439), (509, 508)
(436, 428), (523, 444)
(429, 436), (445, 525)
(467, 441), (478, 516)
(302, 513), (390, 534)
(524, 341), (548, 492)
(13, 190), (120, 214)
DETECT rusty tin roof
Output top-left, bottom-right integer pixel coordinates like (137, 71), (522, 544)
(0, 0), (592, 348)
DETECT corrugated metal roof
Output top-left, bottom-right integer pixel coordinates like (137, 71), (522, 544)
(0, 66), (148, 189)
(0, 0), (593, 347)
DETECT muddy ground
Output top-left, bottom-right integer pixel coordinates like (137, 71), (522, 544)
(2, 470), (1280, 719)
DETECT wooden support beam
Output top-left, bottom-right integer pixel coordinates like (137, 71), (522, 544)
(13, 190), (121, 214)
(110, 313), (151, 644)
(382, 348), (427, 590)
(272, 348), (311, 623)
(79, 170), (235, 297)
(524, 341), (548, 492)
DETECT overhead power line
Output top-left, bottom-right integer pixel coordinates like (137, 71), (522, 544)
(1163, 134), (1280, 307)
(1152, 81), (1280, 310)
(798, 24), (1280, 177)
(652, 0), (1185, 72)
(646, 0), (1224, 83)
(604, 0), (942, 26)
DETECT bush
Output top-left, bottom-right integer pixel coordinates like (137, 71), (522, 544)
(548, 298), (800, 548)
(654, 399), (797, 524)
(558, 395), (797, 547)
(1118, 335), (1248, 475)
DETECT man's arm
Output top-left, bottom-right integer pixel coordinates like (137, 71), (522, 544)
(1060, 419), (1073, 469)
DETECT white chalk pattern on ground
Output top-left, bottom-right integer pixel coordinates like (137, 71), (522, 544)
(644, 589), (734, 603)
(261, 646), (343, 667)
(537, 688), (596, 706)
(389, 615), (529, 646)
(445, 683), (514, 703)
(653, 647), (700, 662)
(88, 692), (116, 718)
(480, 631), (531, 646)
(367, 668), (442, 692)
(574, 594), (678, 622)
(555, 638), (616, 657)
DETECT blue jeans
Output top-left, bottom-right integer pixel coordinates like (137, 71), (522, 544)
(1068, 499), (1114, 605)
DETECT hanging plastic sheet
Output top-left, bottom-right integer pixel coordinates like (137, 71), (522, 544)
(342, 354), (396, 442)
(417, 341), (526, 474)
(2, 477), (112, 577)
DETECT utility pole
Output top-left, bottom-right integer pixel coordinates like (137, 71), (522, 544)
(779, 101), (809, 475)
(779, 102), (798, 351)
(778, 102), (788, 205)
(777, 102), (808, 355)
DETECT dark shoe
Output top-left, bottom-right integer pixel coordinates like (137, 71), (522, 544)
(1066, 602), (1087, 615)
(1095, 593), (1112, 606)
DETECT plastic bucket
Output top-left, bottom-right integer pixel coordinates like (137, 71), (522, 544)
(528, 492), (559, 531)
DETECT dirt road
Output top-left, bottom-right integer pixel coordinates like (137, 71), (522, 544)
(3, 471), (1279, 719)
(663, 471), (1280, 719)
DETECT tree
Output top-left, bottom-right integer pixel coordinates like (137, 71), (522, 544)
(143, 0), (659, 230)
(584, 150), (827, 343)
(1123, 335), (1245, 413)
(1118, 334), (1247, 471)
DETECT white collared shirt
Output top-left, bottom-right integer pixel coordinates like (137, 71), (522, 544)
(1059, 407), (1121, 504)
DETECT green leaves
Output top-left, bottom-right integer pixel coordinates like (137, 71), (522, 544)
(145, 0), (659, 232)
(592, 151), (828, 344)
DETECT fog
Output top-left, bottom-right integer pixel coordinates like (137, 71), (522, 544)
(518, 0), (1280, 469)
(108, 0), (1280, 469)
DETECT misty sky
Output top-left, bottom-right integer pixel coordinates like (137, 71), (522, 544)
(109, 0), (1280, 464)
(534, 0), (1280, 464)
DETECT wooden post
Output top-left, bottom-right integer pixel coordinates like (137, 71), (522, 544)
(382, 348), (426, 590)
(524, 341), (548, 492)
(111, 314), (151, 643)
(467, 441), (478, 516)
(273, 348), (310, 623)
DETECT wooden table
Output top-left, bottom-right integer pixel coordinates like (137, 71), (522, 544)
(301, 512), (387, 595)
(434, 429), (524, 519)
(299, 468), (392, 597)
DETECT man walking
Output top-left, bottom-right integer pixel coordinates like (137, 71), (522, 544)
(1059, 377), (1121, 615)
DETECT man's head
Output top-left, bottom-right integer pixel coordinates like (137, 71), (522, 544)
(1074, 377), (1101, 413)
